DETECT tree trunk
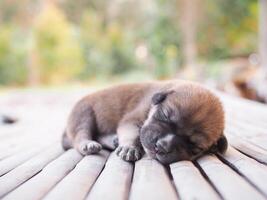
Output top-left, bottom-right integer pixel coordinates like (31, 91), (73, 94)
(259, 0), (267, 73)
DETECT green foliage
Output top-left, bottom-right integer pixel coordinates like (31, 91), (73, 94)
(0, 0), (261, 85)
(33, 3), (84, 84)
(79, 10), (141, 79)
(0, 26), (27, 85)
(199, 0), (258, 59)
(140, 6), (181, 79)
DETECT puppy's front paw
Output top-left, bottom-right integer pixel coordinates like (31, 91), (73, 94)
(77, 140), (102, 155)
(115, 146), (142, 162)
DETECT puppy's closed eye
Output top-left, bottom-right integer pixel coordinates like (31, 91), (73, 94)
(152, 92), (168, 105)
(152, 90), (174, 105)
(154, 107), (170, 123)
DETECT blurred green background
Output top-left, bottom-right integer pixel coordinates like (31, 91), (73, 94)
(0, 0), (260, 88)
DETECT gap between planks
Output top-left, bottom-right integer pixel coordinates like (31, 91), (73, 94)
(217, 146), (267, 197)
(0, 144), (64, 198)
(197, 155), (266, 200)
(44, 150), (109, 200)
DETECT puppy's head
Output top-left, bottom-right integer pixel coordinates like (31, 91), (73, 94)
(140, 84), (227, 164)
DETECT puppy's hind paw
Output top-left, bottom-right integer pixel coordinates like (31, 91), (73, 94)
(115, 146), (142, 162)
(77, 140), (102, 155)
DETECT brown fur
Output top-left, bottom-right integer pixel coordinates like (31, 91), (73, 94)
(63, 80), (227, 164)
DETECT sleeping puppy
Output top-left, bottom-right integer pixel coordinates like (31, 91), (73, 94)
(62, 80), (227, 164)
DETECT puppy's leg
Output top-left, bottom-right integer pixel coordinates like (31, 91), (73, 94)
(73, 131), (102, 155)
(115, 122), (144, 162)
(62, 130), (72, 150)
(65, 101), (102, 155)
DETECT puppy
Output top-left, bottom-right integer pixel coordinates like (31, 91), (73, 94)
(62, 80), (227, 164)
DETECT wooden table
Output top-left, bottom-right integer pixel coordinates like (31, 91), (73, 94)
(0, 89), (267, 200)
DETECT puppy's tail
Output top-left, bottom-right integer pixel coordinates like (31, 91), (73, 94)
(61, 130), (72, 150)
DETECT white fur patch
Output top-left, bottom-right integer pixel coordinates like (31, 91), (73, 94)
(143, 105), (157, 127)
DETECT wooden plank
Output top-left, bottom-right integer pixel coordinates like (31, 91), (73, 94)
(219, 147), (267, 196)
(225, 121), (261, 138)
(0, 145), (27, 161)
(197, 155), (265, 200)
(218, 91), (267, 115)
(44, 150), (109, 200)
(225, 126), (267, 154)
(0, 135), (39, 160)
(227, 118), (267, 137)
(3, 149), (82, 200)
(130, 157), (177, 200)
(228, 136), (267, 164)
(87, 152), (133, 200)
(0, 147), (43, 176)
(0, 130), (42, 149)
(0, 144), (63, 198)
(0, 126), (25, 141)
(170, 161), (219, 200)
(226, 119), (267, 150)
(250, 137), (267, 151)
(218, 93), (267, 128)
(225, 108), (267, 130)
(224, 102), (267, 119)
(0, 138), (59, 160)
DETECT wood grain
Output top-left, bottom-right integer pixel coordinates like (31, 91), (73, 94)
(0, 147), (43, 176)
(44, 150), (109, 200)
(2, 149), (82, 200)
(219, 146), (267, 196)
(87, 152), (133, 200)
(228, 135), (267, 164)
(197, 155), (265, 200)
(170, 161), (219, 200)
(130, 157), (177, 200)
(0, 144), (63, 198)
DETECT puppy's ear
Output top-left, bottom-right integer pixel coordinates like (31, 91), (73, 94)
(152, 92), (168, 105)
(209, 135), (228, 154)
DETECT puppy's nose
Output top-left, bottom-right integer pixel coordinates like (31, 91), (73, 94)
(156, 134), (175, 153)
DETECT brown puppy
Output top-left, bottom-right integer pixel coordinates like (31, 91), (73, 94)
(62, 80), (227, 164)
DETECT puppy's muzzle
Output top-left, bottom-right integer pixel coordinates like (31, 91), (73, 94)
(155, 134), (176, 154)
